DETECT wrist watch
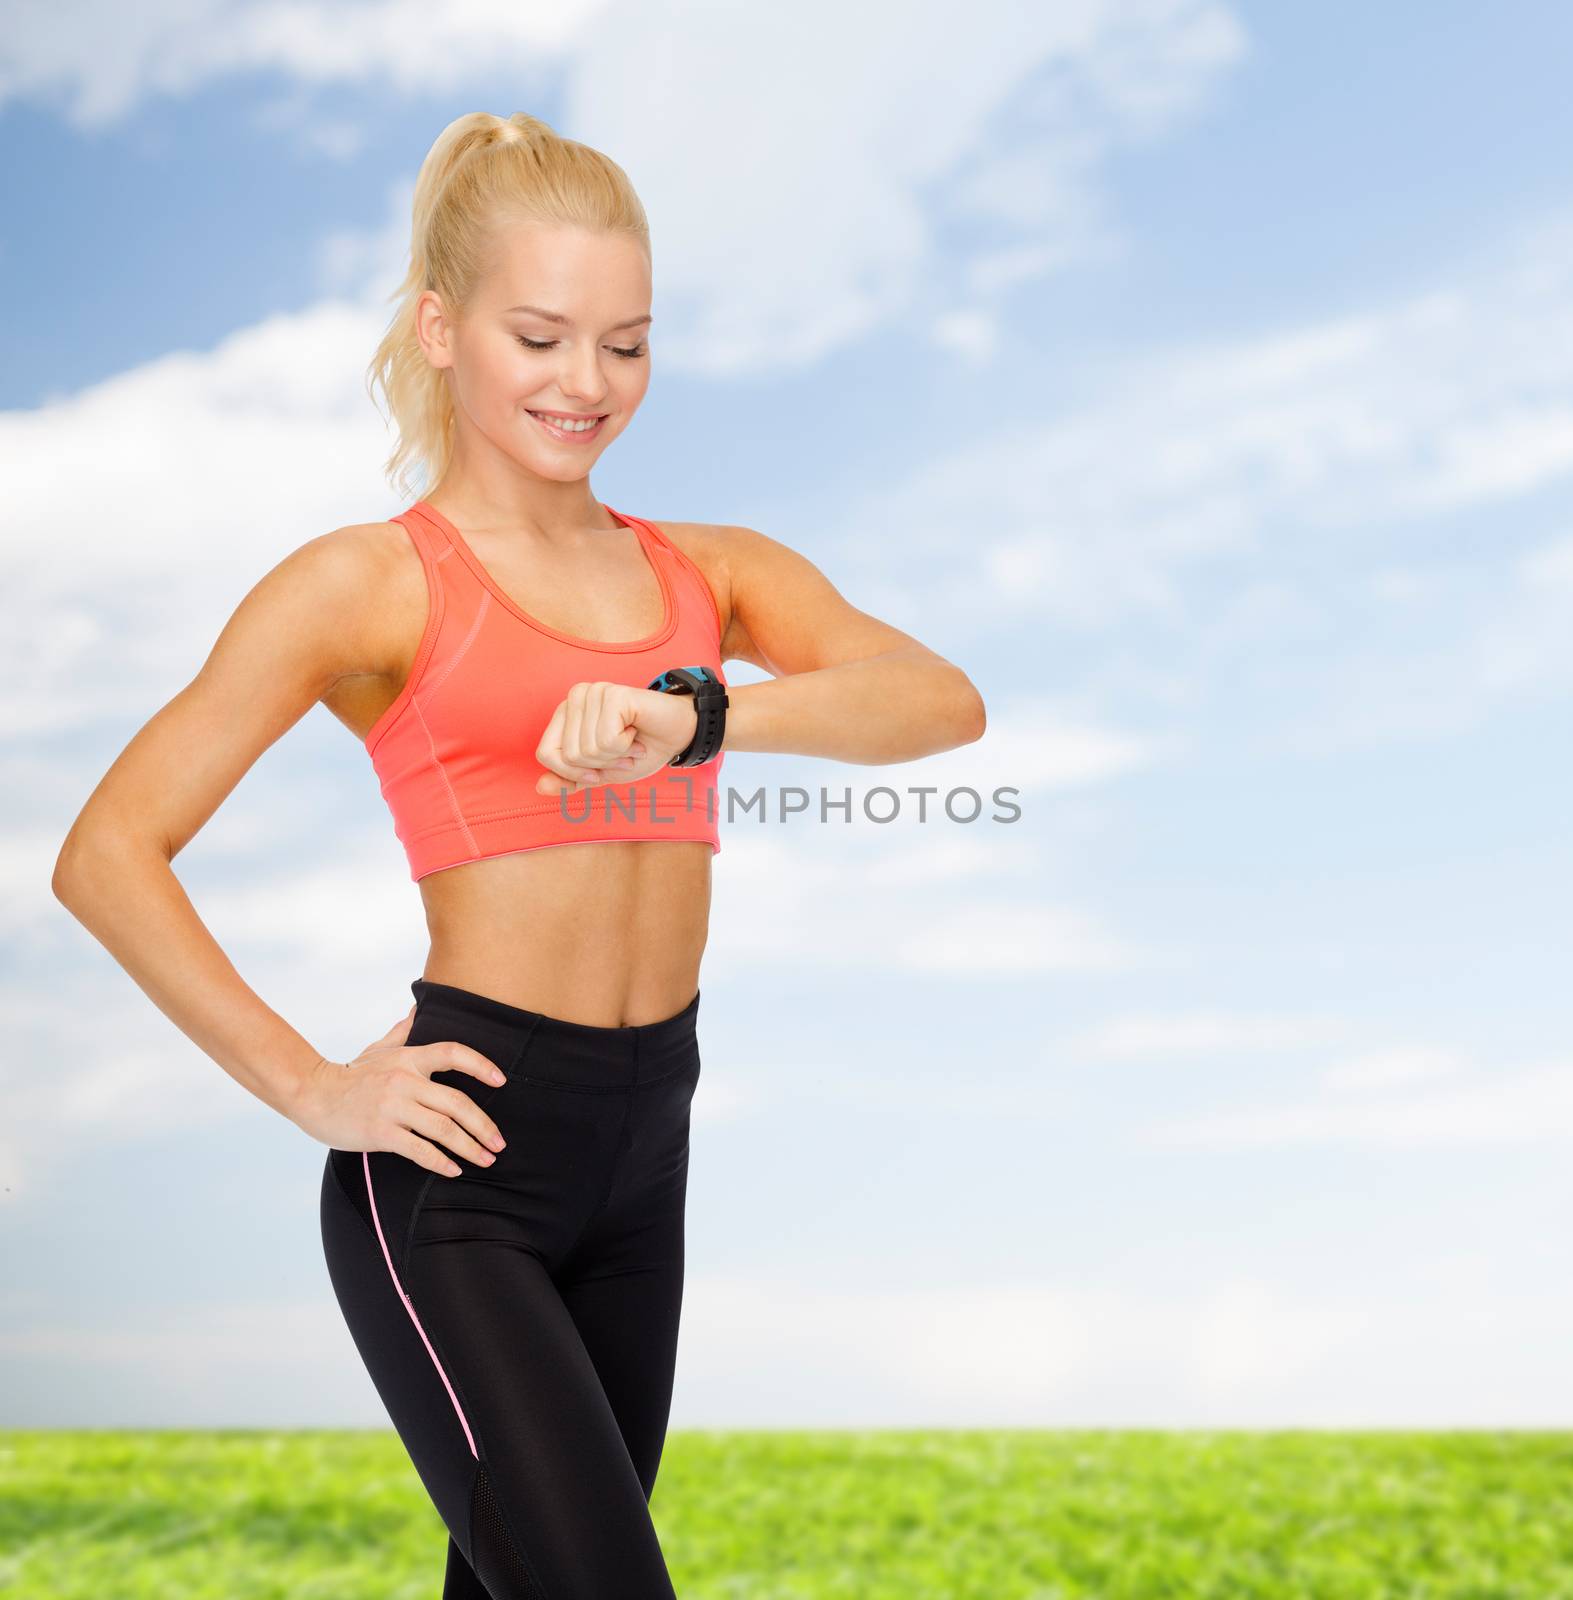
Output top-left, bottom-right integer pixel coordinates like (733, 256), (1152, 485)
(646, 665), (728, 767)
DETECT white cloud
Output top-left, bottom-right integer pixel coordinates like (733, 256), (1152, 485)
(1317, 1045), (1467, 1094)
(11, 1267), (1562, 1427)
(5, 0), (1244, 375)
(1075, 1011), (1350, 1058)
(1184, 1280), (1370, 1398)
(837, 211), (1573, 655)
(1140, 1055), (1573, 1148)
(0, 976), (275, 1199)
(621, 1270), (1571, 1425)
(706, 826), (1147, 980)
(888, 897), (1138, 974)
(0, 0), (594, 129)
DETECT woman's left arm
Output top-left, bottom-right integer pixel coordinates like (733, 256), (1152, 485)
(716, 523), (987, 764)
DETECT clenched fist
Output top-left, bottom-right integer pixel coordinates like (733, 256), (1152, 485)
(534, 680), (698, 796)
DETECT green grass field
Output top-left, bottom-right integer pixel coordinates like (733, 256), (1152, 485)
(4, 1430), (1572, 1597)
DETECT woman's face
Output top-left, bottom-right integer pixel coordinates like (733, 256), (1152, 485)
(424, 221), (652, 484)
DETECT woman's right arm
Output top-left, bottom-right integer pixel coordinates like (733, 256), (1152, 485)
(50, 526), (507, 1175)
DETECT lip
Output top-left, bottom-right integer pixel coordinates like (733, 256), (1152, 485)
(526, 409), (608, 443)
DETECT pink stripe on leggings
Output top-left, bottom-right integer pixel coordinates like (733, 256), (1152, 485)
(363, 1152), (479, 1460)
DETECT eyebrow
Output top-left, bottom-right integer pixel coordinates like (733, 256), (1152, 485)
(503, 304), (653, 331)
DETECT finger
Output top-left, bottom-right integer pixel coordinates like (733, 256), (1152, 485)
(405, 1099), (501, 1170)
(390, 1127), (464, 1179)
(573, 683), (618, 765)
(536, 769), (596, 796)
(375, 1005), (417, 1047)
(547, 761), (611, 791)
(423, 1081), (508, 1156)
(564, 684), (619, 780)
(595, 684), (640, 764)
(415, 1041), (507, 1088)
(596, 691), (637, 762)
(537, 751), (587, 783)
(534, 701), (579, 782)
(596, 683), (634, 762)
(562, 686), (587, 768)
(578, 683), (612, 763)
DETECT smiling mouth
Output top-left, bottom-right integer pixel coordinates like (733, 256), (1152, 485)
(525, 409), (608, 441)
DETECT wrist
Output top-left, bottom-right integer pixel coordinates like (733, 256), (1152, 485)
(646, 665), (728, 766)
(283, 1052), (335, 1129)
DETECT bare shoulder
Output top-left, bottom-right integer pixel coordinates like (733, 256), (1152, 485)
(644, 517), (797, 627)
(53, 516), (422, 867)
(644, 518), (741, 575)
(259, 517), (404, 655)
(645, 519), (848, 669)
(299, 516), (412, 585)
(648, 518), (916, 676)
(300, 517), (429, 733)
(259, 516), (398, 597)
(647, 518), (787, 564)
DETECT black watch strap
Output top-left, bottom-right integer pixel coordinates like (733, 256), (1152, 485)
(646, 665), (728, 767)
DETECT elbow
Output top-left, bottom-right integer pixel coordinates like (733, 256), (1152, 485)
(52, 831), (92, 908)
(968, 686), (988, 743)
(955, 674), (987, 745)
(52, 821), (146, 908)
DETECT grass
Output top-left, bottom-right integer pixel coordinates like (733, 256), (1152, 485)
(4, 1429), (1573, 1597)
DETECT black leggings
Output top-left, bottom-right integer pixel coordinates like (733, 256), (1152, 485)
(319, 976), (702, 1598)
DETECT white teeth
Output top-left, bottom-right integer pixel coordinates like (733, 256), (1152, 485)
(530, 412), (601, 433)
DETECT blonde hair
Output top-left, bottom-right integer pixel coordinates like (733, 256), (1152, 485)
(366, 111), (650, 501)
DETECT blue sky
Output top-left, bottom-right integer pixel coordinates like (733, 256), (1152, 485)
(5, 0), (1573, 1430)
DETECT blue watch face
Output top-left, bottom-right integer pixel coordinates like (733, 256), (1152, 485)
(648, 666), (719, 694)
(648, 663), (727, 766)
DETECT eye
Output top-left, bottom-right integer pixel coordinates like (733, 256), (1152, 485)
(515, 335), (647, 360)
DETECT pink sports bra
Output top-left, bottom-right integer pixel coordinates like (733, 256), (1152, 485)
(366, 499), (726, 881)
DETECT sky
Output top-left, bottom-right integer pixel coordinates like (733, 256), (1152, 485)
(4, 0), (1573, 1430)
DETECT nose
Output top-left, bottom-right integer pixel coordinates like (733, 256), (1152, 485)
(554, 347), (611, 409)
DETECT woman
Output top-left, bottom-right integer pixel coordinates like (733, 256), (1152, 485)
(53, 110), (986, 1598)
